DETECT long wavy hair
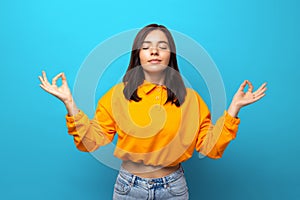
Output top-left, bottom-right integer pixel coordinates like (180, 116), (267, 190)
(122, 24), (186, 107)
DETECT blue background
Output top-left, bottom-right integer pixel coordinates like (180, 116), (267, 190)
(1, 0), (299, 199)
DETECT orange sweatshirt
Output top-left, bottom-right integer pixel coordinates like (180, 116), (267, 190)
(66, 81), (240, 167)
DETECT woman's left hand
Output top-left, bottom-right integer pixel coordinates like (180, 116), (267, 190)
(227, 80), (267, 117)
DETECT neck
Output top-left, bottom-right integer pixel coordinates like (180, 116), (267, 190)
(143, 71), (165, 85)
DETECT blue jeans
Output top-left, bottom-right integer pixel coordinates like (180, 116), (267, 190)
(113, 165), (189, 200)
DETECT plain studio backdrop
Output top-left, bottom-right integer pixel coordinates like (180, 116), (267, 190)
(0, 0), (299, 199)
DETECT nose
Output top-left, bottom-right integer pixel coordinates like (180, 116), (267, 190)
(150, 47), (159, 55)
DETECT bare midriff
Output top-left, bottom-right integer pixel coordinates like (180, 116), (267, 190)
(122, 160), (180, 178)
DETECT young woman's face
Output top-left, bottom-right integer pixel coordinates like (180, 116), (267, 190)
(139, 30), (171, 74)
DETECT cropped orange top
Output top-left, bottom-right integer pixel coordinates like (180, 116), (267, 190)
(66, 81), (240, 167)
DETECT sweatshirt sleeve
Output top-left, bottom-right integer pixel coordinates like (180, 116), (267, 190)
(195, 93), (240, 159)
(65, 87), (117, 152)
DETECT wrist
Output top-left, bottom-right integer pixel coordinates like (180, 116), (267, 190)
(227, 103), (241, 118)
(64, 98), (79, 116)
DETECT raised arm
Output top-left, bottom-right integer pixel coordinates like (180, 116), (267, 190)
(196, 80), (267, 158)
(39, 71), (116, 151)
(38, 71), (79, 116)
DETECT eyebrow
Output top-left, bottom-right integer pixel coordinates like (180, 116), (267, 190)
(142, 41), (169, 44)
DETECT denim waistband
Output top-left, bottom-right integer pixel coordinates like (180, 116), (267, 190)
(118, 165), (184, 189)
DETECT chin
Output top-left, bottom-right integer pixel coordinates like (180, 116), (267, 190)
(142, 65), (168, 73)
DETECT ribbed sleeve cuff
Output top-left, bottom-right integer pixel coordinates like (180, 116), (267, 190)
(65, 110), (84, 123)
(224, 110), (240, 125)
(223, 110), (240, 139)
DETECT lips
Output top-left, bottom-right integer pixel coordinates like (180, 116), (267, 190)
(148, 59), (162, 64)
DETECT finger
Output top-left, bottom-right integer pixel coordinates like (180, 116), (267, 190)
(254, 87), (267, 97)
(38, 76), (45, 85)
(238, 80), (247, 92)
(253, 83), (267, 92)
(42, 71), (50, 85)
(40, 81), (60, 95)
(39, 75), (52, 88)
(253, 83), (267, 95)
(255, 82), (267, 92)
(39, 83), (51, 93)
(61, 72), (68, 85)
(253, 93), (266, 102)
(247, 80), (254, 93)
(52, 72), (63, 86)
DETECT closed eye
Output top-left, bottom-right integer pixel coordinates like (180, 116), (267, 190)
(159, 46), (168, 50)
(158, 42), (169, 50)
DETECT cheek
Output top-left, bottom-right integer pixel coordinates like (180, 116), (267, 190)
(163, 53), (171, 65)
(139, 51), (147, 64)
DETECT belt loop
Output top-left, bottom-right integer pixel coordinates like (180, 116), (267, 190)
(162, 177), (167, 188)
(180, 163), (184, 173)
(131, 175), (136, 186)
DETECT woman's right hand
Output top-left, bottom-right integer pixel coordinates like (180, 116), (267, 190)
(39, 71), (79, 115)
(38, 71), (72, 103)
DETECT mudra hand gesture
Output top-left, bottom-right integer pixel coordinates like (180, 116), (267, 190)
(39, 71), (78, 115)
(228, 80), (267, 117)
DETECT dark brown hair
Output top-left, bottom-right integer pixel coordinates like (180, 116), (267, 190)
(122, 24), (186, 106)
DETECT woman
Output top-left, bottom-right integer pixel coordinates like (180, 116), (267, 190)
(39, 24), (267, 199)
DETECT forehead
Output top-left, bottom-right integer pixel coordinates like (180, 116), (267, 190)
(144, 30), (168, 42)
